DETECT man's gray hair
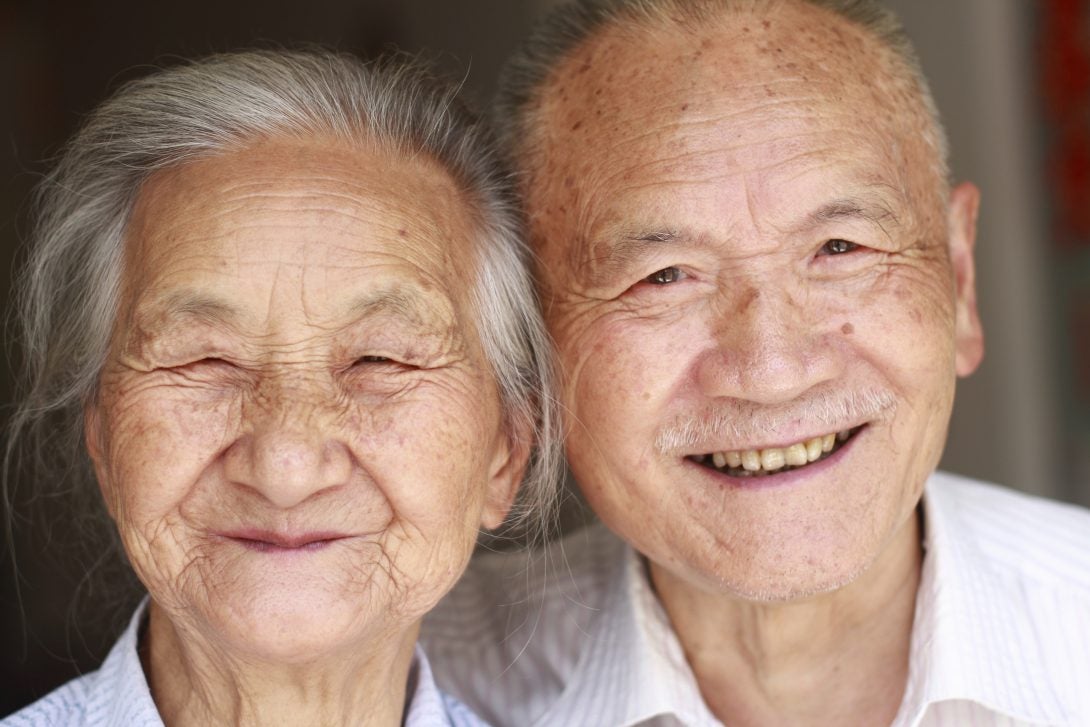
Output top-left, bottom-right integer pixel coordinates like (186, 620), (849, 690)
(496, 0), (949, 180)
(6, 49), (562, 574)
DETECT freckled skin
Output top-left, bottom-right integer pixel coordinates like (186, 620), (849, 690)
(527, 1), (982, 604)
(524, 3), (985, 723)
(86, 137), (526, 724)
(521, 5), (985, 723)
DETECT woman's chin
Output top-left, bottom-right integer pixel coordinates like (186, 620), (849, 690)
(144, 537), (458, 664)
(155, 581), (411, 665)
(211, 594), (399, 664)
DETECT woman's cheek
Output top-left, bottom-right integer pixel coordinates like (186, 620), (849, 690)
(103, 387), (237, 523)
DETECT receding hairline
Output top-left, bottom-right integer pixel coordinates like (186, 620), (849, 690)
(498, 0), (950, 184)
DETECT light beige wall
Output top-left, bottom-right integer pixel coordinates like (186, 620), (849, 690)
(887, 0), (1062, 499)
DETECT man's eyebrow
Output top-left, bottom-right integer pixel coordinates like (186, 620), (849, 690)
(807, 197), (901, 229)
(585, 227), (694, 284)
(629, 229), (682, 243)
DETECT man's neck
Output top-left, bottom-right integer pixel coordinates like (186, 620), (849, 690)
(650, 511), (922, 727)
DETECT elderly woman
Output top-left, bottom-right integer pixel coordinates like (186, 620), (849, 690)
(3, 49), (558, 726)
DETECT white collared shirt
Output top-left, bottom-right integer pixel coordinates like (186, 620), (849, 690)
(422, 472), (1090, 726)
(3, 599), (488, 726)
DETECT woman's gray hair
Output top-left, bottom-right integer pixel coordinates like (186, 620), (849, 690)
(5, 49), (562, 577)
(496, 0), (949, 181)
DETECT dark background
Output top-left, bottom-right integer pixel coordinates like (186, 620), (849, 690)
(0, 0), (546, 713)
(3, 0), (1088, 716)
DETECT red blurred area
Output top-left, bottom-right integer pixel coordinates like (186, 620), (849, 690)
(1042, 0), (1090, 246)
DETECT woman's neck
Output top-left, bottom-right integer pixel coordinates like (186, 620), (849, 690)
(141, 603), (420, 727)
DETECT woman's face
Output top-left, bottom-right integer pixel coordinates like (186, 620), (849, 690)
(87, 137), (525, 663)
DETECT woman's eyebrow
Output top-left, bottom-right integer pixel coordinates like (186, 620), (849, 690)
(129, 293), (238, 334)
(348, 288), (429, 320)
(137, 285), (448, 326)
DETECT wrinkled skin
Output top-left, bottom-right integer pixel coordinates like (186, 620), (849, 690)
(86, 137), (526, 723)
(527, 5), (983, 603)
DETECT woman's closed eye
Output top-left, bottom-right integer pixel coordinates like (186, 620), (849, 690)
(161, 356), (235, 374)
(351, 354), (416, 371)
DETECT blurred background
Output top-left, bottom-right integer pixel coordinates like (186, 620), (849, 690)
(2, 0), (1088, 715)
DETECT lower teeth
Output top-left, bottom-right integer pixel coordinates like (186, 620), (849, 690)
(720, 460), (818, 478)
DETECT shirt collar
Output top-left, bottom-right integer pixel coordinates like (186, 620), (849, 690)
(899, 476), (1071, 725)
(544, 473), (1074, 727)
(542, 532), (722, 727)
(405, 643), (466, 727)
(92, 598), (163, 727)
(92, 598), (466, 727)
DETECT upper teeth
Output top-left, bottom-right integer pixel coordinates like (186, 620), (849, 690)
(707, 430), (853, 473)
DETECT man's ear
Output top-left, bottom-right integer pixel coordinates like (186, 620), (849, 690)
(948, 182), (984, 377)
(479, 418), (532, 531)
(84, 403), (115, 519)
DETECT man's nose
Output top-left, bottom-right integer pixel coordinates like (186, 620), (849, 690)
(696, 281), (839, 404)
(223, 382), (353, 509)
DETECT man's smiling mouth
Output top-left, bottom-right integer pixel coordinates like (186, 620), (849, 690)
(687, 426), (863, 477)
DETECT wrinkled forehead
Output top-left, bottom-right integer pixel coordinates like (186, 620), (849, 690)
(118, 136), (485, 336)
(130, 137), (479, 282)
(525, 2), (943, 234)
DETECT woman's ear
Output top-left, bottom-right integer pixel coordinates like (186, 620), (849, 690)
(84, 403), (116, 519)
(479, 417), (532, 531)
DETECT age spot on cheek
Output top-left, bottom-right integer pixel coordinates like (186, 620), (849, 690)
(841, 322), (854, 335)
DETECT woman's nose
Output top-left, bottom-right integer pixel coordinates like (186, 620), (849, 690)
(223, 385), (353, 509)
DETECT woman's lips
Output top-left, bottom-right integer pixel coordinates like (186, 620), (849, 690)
(220, 530), (351, 552)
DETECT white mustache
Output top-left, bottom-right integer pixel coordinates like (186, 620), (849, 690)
(655, 388), (897, 454)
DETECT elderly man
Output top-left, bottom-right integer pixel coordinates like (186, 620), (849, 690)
(422, 1), (1090, 725)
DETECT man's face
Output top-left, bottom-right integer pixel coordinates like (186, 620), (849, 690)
(528, 5), (983, 600)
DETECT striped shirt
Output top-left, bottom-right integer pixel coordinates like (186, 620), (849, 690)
(3, 600), (489, 726)
(422, 472), (1090, 726)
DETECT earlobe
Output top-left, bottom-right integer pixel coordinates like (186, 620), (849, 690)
(948, 182), (985, 377)
(479, 421), (532, 531)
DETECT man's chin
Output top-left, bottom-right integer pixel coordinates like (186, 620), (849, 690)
(712, 567), (866, 604)
(647, 544), (876, 605)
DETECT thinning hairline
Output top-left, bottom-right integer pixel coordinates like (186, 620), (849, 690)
(509, 0), (946, 178)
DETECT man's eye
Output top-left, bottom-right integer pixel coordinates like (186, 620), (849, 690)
(645, 267), (683, 285)
(356, 355), (391, 364)
(820, 239), (860, 256)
